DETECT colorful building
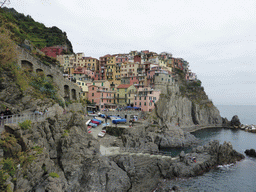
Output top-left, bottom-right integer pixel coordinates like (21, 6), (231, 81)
(41, 45), (67, 58)
(134, 87), (161, 112)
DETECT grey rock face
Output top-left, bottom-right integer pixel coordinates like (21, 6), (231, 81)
(153, 86), (222, 128)
(3, 113), (131, 192)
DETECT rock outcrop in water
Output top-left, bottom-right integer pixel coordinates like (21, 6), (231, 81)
(244, 149), (256, 157)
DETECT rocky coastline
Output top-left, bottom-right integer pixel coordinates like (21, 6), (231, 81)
(0, 110), (245, 192)
(0, 52), (246, 191)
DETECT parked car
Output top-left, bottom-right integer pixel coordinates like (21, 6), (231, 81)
(98, 130), (106, 137)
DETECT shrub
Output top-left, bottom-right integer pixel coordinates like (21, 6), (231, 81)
(32, 145), (43, 154)
(0, 132), (17, 153)
(49, 172), (59, 178)
(18, 120), (31, 130)
(1, 158), (16, 177)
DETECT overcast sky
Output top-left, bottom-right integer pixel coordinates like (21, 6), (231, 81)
(6, 0), (256, 106)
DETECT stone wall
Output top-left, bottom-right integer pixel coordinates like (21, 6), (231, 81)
(16, 46), (80, 101)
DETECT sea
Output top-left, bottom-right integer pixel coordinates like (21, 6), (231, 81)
(161, 105), (256, 192)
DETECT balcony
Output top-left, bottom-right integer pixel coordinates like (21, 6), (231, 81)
(101, 96), (115, 99)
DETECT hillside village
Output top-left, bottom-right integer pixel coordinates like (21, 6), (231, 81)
(41, 46), (198, 112)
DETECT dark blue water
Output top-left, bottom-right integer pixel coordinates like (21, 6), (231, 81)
(166, 128), (256, 192)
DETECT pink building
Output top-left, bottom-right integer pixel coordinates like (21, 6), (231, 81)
(134, 87), (161, 112)
(87, 85), (116, 111)
(88, 85), (101, 105)
(73, 67), (95, 81)
(41, 45), (67, 58)
(134, 55), (141, 64)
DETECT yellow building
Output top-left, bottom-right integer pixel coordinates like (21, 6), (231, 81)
(105, 55), (116, 84)
(76, 80), (90, 99)
(127, 85), (137, 106)
(121, 62), (139, 78)
(116, 84), (136, 106)
(56, 54), (74, 72)
(92, 80), (111, 90)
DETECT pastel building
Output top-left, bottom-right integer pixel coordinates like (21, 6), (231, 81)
(134, 87), (161, 112)
(76, 80), (90, 99)
(72, 67), (95, 81)
(87, 84), (116, 111)
(57, 54), (74, 72)
(121, 62), (139, 78)
(116, 84), (136, 106)
(99, 54), (111, 80)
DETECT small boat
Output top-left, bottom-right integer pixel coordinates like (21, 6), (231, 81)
(112, 118), (127, 124)
(89, 122), (97, 127)
(86, 120), (91, 125)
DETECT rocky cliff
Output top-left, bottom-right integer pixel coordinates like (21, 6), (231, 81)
(151, 78), (222, 128)
(154, 86), (222, 128)
(1, 113), (131, 191)
(0, 112), (244, 192)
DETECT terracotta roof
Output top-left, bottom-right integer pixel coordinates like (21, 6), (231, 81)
(117, 84), (131, 89)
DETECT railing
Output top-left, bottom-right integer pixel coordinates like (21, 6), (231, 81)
(0, 113), (49, 128)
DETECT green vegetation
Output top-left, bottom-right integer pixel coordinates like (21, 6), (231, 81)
(32, 146), (43, 155)
(36, 53), (60, 67)
(0, 131), (44, 190)
(0, 132), (17, 155)
(49, 172), (59, 178)
(61, 130), (70, 137)
(0, 7), (73, 53)
(174, 68), (210, 108)
(18, 120), (31, 130)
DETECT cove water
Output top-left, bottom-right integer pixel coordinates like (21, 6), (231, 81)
(163, 105), (256, 191)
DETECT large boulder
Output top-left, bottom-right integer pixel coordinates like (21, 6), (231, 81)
(245, 149), (256, 157)
(230, 115), (241, 126)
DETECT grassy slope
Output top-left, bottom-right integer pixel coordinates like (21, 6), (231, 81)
(0, 7), (73, 53)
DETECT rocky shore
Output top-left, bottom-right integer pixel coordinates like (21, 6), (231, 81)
(0, 111), (245, 192)
(222, 115), (256, 133)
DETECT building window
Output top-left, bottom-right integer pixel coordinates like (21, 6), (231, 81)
(144, 97), (146, 100)
(135, 97), (136, 100)
(139, 102), (141, 106)
(135, 102), (137, 105)
(92, 99), (94, 103)
(144, 102), (146, 106)
(92, 87), (94, 90)
(154, 97), (156, 100)
(92, 93), (94, 96)
(125, 89), (127, 92)
(102, 99), (103, 102)
(139, 97), (141, 100)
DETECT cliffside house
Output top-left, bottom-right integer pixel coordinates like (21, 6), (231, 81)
(134, 87), (161, 112)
